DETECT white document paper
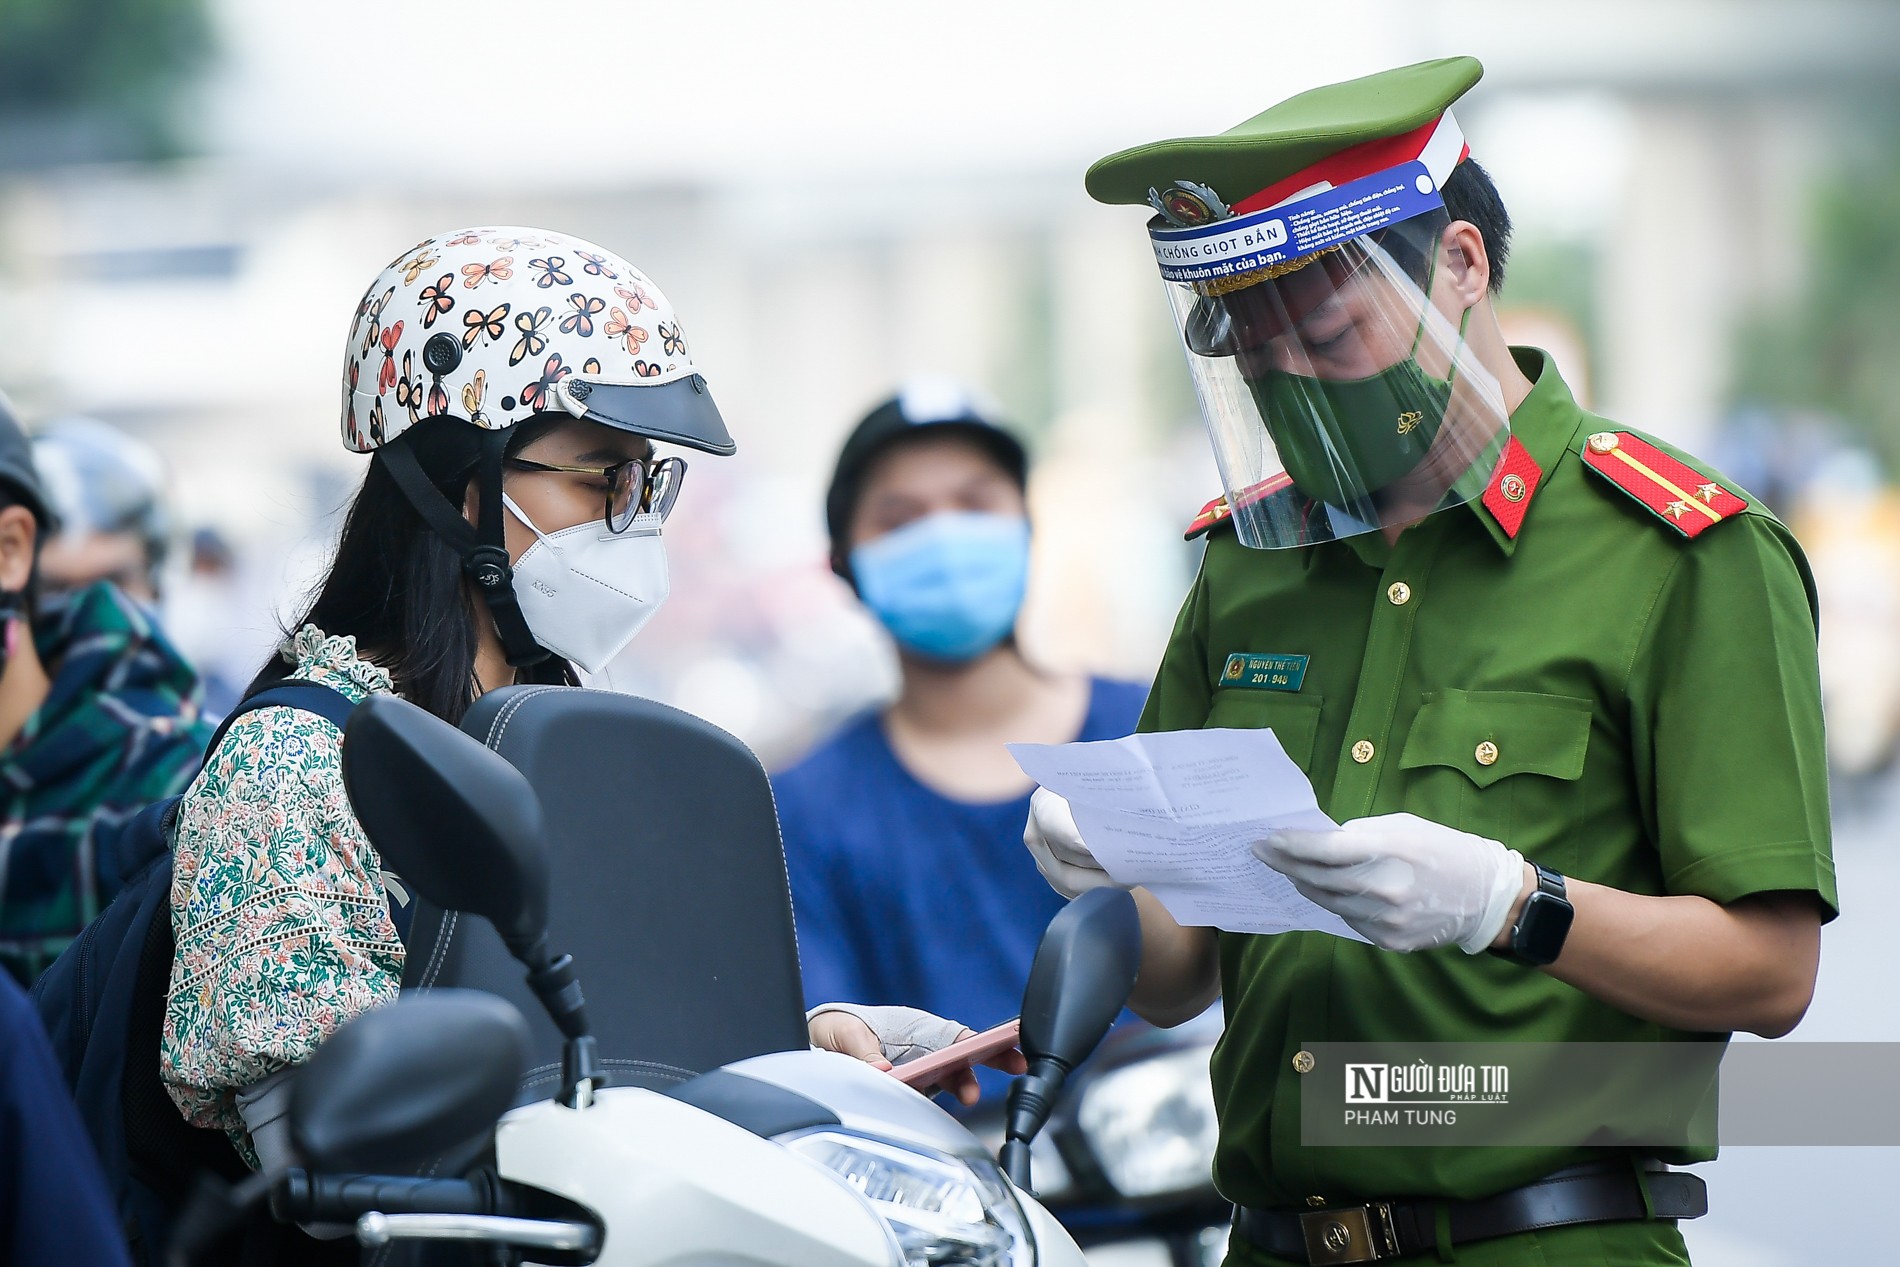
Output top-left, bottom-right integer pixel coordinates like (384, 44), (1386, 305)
(1010, 728), (1366, 941)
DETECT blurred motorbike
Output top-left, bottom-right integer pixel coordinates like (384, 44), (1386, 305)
(961, 1010), (1228, 1267)
(1790, 475), (1900, 804)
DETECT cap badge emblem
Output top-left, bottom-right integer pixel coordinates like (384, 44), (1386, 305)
(1396, 411), (1424, 435)
(1147, 180), (1232, 228)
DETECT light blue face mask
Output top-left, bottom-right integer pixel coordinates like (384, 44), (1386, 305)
(850, 511), (1031, 662)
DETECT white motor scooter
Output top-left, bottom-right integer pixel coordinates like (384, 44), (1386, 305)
(173, 694), (1141, 1267)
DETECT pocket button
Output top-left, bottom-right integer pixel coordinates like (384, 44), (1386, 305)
(1475, 740), (1499, 767)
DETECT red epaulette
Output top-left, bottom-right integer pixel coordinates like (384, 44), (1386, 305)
(1185, 494), (1232, 540)
(1580, 430), (1748, 539)
(1184, 473), (1296, 541)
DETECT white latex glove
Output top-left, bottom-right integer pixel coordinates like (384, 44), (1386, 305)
(1253, 812), (1527, 954)
(1023, 786), (1124, 899)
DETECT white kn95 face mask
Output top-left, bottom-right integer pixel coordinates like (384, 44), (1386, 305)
(501, 492), (669, 673)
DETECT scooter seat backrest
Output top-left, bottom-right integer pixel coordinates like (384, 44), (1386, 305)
(401, 686), (810, 1103)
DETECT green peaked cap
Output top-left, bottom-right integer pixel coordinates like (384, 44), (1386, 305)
(1085, 56), (1483, 208)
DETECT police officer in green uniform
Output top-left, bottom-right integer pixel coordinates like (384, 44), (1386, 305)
(1021, 57), (1833, 1266)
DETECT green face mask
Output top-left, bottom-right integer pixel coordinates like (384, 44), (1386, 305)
(1248, 287), (1471, 508)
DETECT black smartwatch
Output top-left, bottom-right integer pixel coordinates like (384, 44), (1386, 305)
(1491, 863), (1573, 966)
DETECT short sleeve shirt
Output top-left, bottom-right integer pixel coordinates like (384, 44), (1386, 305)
(1139, 349), (1834, 1209)
(776, 677), (1149, 1101)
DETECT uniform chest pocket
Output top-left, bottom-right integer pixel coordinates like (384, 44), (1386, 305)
(1205, 691), (1324, 774)
(1398, 690), (1592, 852)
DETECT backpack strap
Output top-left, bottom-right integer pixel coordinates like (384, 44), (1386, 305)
(204, 678), (359, 752)
(96, 683), (367, 899)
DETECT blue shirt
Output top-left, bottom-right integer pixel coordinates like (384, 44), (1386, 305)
(775, 677), (1148, 1099)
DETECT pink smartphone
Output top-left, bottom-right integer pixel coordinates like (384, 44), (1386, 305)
(890, 1019), (1022, 1089)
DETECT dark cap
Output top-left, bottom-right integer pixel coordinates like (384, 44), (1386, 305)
(824, 379), (1028, 553)
(0, 391), (53, 529)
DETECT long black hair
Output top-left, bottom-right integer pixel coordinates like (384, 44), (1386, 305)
(246, 416), (571, 726)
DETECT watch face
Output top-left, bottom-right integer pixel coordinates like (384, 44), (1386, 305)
(1515, 890), (1575, 966)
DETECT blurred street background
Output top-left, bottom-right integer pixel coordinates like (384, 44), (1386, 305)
(2, 1), (1896, 1261)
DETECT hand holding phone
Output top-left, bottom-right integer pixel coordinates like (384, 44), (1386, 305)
(889, 1019), (1023, 1092)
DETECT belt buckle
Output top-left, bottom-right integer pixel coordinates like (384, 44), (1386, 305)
(1298, 1203), (1399, 1264)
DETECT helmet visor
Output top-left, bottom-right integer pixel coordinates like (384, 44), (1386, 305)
(559, 371), (736, 457)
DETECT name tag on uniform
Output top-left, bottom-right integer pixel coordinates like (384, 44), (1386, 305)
(1220, 652), (1309, 692)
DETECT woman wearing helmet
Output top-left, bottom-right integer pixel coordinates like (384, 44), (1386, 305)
(158, 227), (1011, 1177)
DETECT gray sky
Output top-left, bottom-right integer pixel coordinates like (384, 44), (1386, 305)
(205, 0), (1895, 192)
(205, 0), (1410, 187)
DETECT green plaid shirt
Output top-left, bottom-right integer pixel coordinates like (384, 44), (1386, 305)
(0, 582), (212, 984)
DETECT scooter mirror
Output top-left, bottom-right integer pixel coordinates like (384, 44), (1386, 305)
(1019, 887), (1143, 1069)
(343, 694), (551, 956)
(291, 990), (531, 1172)
(1003, 888), (1143, 1190)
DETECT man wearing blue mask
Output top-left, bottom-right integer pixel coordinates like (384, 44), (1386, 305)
(774, 380), (1148, 1102)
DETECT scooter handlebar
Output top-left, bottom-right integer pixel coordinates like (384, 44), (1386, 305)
(272, 1170), (508, 1224)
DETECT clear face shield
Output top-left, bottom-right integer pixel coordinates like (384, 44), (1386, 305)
(1150, 169), (1511, 548)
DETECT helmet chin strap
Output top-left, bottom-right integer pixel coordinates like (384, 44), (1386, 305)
(377, 431), (552, 669)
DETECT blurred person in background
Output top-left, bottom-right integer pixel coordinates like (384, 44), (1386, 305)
(32, 420), (263, 720)
(33, 416), (174, 608)
(0, 392), (209, 985)
(164, 526), (251, 719)
(160, 231), (1015, 1182)
(775, 381), (1148, 1103)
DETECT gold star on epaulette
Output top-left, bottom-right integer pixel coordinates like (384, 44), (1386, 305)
(1580, 430), (1750, 539)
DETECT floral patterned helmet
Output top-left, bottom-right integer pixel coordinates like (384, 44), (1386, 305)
(341, 225), (734, 457)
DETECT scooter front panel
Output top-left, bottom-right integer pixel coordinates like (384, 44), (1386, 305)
(723, 1048), (986, 1157)
(727, 1049), (1089, 1267)
(495, 1088), (899, 1267)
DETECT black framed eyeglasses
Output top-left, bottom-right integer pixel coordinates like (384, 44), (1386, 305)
(506, 454), (688, 532)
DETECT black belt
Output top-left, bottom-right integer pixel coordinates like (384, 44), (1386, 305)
(1231, 1160), (1707, 1265)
